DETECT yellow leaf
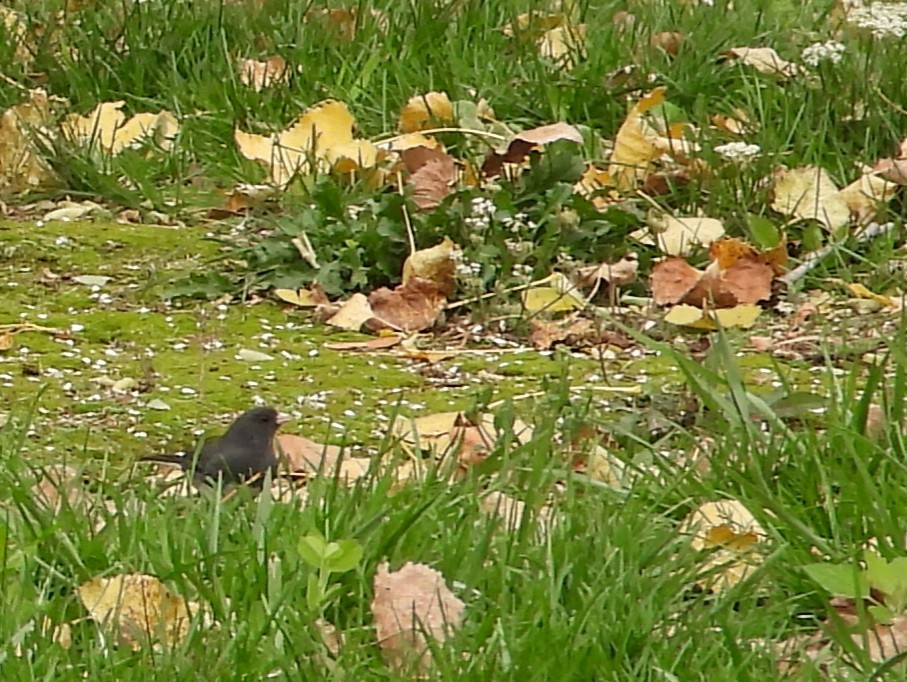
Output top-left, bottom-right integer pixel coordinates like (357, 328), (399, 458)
(522, 273), (586, 313)
(680, 499), (766, 592)
(62, 102), (179, 155)
(846, 283), (894, 308)
(648, 215), (726, 256)
(398, 92), (454, 133)
(608, 87), (667, 190)
(771, 165), (850, 230)
(235, 100), (374, 186)
(538, 24), (586, 66)
(664, 303), (761, 330)
(77, 574), (204, 649)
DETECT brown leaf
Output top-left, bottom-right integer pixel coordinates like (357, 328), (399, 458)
(529, 318), (595, 350)
(324, 335), (402, 352)
(371, 561), (465, 675)
(717, 257), (774, 305)
(482, 122), (583, 177)
(406, 152), (457, 211)
(577, 253), (639, 287)
(367, 278), (445, 333)
(237, 56), (289, 92)
(402, 237), (460, 296)
(650, 256), (703, 305)
(30, 464), (84, 512)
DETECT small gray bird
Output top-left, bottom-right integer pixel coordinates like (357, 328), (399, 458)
(141, 406), (286, 487)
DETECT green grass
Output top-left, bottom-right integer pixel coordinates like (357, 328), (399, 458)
(2, 0), (907, 678)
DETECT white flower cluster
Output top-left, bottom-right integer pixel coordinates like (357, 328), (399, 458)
(464, 196), (496, 231)
(849, 4), (907, 38)
(455, 260), (482, 278)
(500, 211), (532, 233)
(801, 40), (846, 66)
(714, 141), (761, 160)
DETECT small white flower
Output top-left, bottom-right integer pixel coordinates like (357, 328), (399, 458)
(714, 141), (761, 161)
(802, 40), (845, 66)
(849, 5), (907, 38)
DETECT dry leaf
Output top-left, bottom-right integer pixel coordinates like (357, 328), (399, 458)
(679, 499), (766, 591)
(771, 165), (850, 230)
(538, 24), (586, 66)
(608, 87), (668, 190)
(399, 92), (454, 133)
(324, 334), (403, 352)
(481, 491), (555, 538)
(274, 283), (330, 308)
(577, 254), (639, 288)
(235, 100), (379, 186)
(838, 173), (897, 224)
(78, 573), (206, 649)
(62, 102), (179, 155)
(238, 56), (289, 91)
(723, 47), (800, 77)
(402, 237), (460, 296)
(522, 273), (587, 313)
(664, 303), (762, 330)
(326, 293), (375, 332)
(402, 146), (457, 211)
(30, 464), (84, 512)
(650, 31), (683, 55)
(482, 122), (583, 177)
(646, 215), (726, 256)
(367, 278), (446, 333)
(371, 562), (465, 675)
(0, 88), (59, 191)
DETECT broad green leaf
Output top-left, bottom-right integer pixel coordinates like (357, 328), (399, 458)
(324, 539), (363, 574)
(803, 562), (869, 599)
(299, 532), (328, 567)
(747, 214), (780, 248)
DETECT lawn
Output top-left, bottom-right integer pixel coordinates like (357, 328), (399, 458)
(2, 0), (907, 679)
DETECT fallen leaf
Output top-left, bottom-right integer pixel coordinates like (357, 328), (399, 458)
(402, 237), (460, 296)
(771, 165), (850, 230)
(838, 173), (897, 224)
(664, 303), (763, 330)
(274, 284), (330, 308)
(399, 92), (454, 133)
(371, 562), (465, 675)
(62, 102), (179, 155)
(0, 88), (59, 191)
(647, 215), (726, 256)
(481, 491), (555, 538)
(235, 100), (380, 186)
(522, 273), (587, 313)
(538, 24), (586, 67)
(73, 274), (112, 287)
(235, 348), (275, 362)
(402, 146), (457, 211)
(608, 86), (668, 190)
(649, 31), (684, 55)
(577, 253), (639, 288)
(30, 464), (84, 512)
(78, 573), (207, 649)
(238, 55), (289, 91)
(723, 47), (800, 77)
(679, 499), (766, 591)
(326, 293), (375, 332)
(846, 282), (894, 308)
(324, 334), (403, 351)
(367, 278), (446, 333)
(482, 122), (583, 177)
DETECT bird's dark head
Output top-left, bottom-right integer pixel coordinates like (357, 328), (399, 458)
(227, 406), (285, 441)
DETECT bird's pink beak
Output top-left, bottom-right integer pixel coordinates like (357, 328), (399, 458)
(276, 412), (292, 426)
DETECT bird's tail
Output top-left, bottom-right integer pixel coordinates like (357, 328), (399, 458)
(139, 454), (189, 468)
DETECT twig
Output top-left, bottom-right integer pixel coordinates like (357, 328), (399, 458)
(781, 221), (897, 285)
(396, 170), (417, 255)
(376, 127), (508, 147)
(487, 384), (643, 410)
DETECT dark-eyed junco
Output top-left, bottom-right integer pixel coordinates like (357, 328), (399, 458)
(141, 406), (286, 487)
